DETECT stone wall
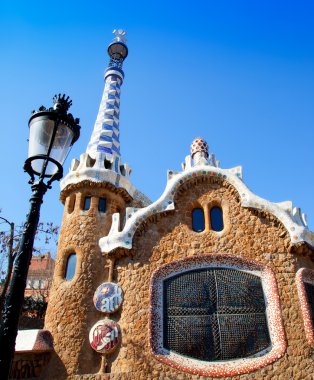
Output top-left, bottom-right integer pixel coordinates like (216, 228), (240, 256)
(45, 177), (314, 379)
(44, 184), (127, 379)
(108, 178), (314, 379)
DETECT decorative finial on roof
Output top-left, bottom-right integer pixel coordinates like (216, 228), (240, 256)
(112, 29), (127, 43)
(190, 137), (209, 159)
(181, 137), (219, 170)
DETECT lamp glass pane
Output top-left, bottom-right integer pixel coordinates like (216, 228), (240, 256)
(28, 117), (74, 176)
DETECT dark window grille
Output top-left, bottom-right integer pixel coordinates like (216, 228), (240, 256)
(98, 197), (107, 213)
(192, 208), (205, 232)
(65, 254), (77, 280)
(210, 207), (224, 231)
(304, 282), (314, 324)
(83, 196), (91, 211)
(163, 268), (270, 361)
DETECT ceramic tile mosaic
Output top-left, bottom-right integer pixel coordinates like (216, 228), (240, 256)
(89, 319), (120, 354)
(190, 137), (209, 158)
(93, 282), (123, 314)
(149, 254), (286, 377)
(60, 51), (137, 199)
(15, 329), (53, 353)
(100, 162), (314, 253)
(86, 68), (124, 160)
(296, 268), (314, 347)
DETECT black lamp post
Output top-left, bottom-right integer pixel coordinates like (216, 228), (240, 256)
(0, 94), (80, 379)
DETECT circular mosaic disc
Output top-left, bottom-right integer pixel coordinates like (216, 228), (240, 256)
(93, 282), (123, 313)
(89, 319), (120, 354)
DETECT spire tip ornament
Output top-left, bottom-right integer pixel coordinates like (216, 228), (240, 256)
(108, 29), (128, 66)
(112, 29), (127, 43)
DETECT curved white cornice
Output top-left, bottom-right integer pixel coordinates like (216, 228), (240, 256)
(60, 151), (136, 198)
(100, 165), (314, 253)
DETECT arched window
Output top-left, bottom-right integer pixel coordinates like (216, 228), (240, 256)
(210, 206), (224, 231)
(151, 255), (286, 376)
(98, 197), (106, 213)
(65, 254), (77, 281)
(83, 196), (91, 211)
(192, 208), (205, 232)
(163, 268), (270, 361)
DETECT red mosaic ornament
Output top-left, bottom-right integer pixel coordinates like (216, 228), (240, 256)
(89, 319), (120, 354)
(190, 137), (209, 158)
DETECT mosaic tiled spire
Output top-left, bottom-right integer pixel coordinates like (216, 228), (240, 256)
(86, 30), (128, 161)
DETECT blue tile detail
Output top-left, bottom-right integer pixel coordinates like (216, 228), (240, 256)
(97, 146), (112, 154)
(115, 174), (121, 187)
(114, 157), (119, 172)
(99, 135), (113, 142)
(101, 123), (113, 130)
(112, 145), (120, 154)
(112, 132), (119, 141)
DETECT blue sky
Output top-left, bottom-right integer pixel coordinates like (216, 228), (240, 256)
(0, 0), (313, 248)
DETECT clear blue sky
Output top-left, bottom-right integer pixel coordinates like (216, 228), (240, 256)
(0, 0), (313, 248)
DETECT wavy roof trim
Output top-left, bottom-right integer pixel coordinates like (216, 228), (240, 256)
(100, 165), (314, 253)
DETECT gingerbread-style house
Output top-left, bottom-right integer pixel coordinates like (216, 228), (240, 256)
(39, 31), (314, 379)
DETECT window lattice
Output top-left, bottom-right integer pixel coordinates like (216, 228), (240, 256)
(163, 268), (270, 361)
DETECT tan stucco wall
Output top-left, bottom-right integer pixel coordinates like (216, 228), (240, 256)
(44, 185), (126, 379)
(44, 178), (314, 379)
(110, 179), (314, 379)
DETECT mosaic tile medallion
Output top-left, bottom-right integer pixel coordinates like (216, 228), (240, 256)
(93, 282), (123, 313)
(89, 319), (120, 354)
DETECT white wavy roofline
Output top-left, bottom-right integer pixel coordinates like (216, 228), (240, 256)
(100, 165), (314, 253)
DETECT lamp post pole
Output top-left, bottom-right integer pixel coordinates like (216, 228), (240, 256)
(0, 94), (80, 379)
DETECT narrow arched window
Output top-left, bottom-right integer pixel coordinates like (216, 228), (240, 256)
(192, 208), (205, 232)
(65, 254), (77, 280)
(83, 196), (91, 211)
(210, 206), (224, 231)
(98, 198), (106, 213)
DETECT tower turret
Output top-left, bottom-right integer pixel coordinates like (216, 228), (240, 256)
(86, 29), (128, 160)
(44, 30), (136, 378)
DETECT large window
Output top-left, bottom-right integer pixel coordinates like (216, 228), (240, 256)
(150, 254), (286, 377)
(163, 268), (270, 361)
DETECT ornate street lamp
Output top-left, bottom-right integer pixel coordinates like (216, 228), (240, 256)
(0, 94), (80, 379)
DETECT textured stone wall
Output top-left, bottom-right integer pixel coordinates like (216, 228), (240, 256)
(45, 177), (314, 379)
(108, 178), (314, 379)
(10, 352), (51, 379)
(44, 183), (126, 379)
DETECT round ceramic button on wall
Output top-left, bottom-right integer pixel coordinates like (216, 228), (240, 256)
(93, 282), (123, 313)
(89, 319), (120, 354)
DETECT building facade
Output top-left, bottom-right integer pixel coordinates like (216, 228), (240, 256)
(24, 252), (55, 299)
(41, 31), (314, 379)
